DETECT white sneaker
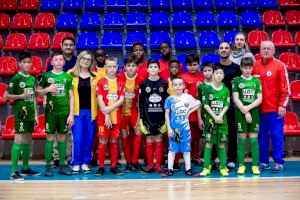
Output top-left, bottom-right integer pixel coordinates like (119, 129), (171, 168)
(227, 162), (236, 169)
(72, 165), (80, 174)
(81, 164), (91, 174)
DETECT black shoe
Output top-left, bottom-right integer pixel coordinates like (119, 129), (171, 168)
(58, 164), (72, 175)
(185, 169), (199, 176)
(142, 165), (155, 174)
(10, 171), (24, 180)
(129, 163), (144, 172)
(110, 167), (124, 175)
(117, 161), (122, 167)
(161, 169), (174, 177)
(20, 168), (41, 176)
(94, 167), (105, 176)
(124, 164), (132, 173)
(44, 165), (53, 177)
(89, 159), (98, 167)
(52, 160), (59, 168)
(191, 159), (204, 166)
(173, 163), (181, 171)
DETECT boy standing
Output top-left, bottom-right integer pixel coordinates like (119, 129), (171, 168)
(132, 42), (148, 81)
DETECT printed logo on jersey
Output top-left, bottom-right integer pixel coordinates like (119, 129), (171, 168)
(9, 82), (13, 88)
(103, 84), (108, 90)
(266, 71), (272, 76)
(149, 93), (162, 103)
(125, 92), (135, 99)
(159, 87), (164, 93)
(211, 101), (223, 108)
(242, 89), (255, 96)
(19, 82), (25, 88)
(171, 104), (176, 110)
(239, 83), (245, 89)
(209, 94), (214, 100)
(107, 93), (118, 100)
(48, 78), (54, 84)
(52, 84), (65, 96)
(145, 87), (151, 93)
(184, 102), (189, 108)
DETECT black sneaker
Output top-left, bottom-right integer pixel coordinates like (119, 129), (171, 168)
(173, 163), (181, 171)
(52, 160), (59, 168)
(58, 164), (72, 175)
(89, 159), (98, 167)
(161, 169), (174, 177)
(142, 165), (155, 174)
(44, 165), (53, 177)
(191, 159), (204, 166)
(20, 168), (41, 176)
(117, 161), (122, 167)
(129, 163), (144, 172)
(185, 169), (199, 176)
(10, 171), (24, 180)
(94, 167), (105, 176)
(124, 164), (132, 173)
(110, 167), (124, 175)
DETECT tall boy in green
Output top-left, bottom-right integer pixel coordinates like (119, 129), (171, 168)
(5, 52), (41, 180)
(200, 65), (230, 177)
(36, 51), (74, 177)
(232, 57), (262, 175)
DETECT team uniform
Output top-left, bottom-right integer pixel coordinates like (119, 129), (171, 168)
(136, 60), (149, 81)
(197, 81), (211, 122)
(158, 59), (183, 81)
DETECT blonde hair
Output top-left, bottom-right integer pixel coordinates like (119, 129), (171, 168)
(232, 32), (250, 52)
(70, 50), (95, 77)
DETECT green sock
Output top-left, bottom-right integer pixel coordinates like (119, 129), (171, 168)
(218, 147), (227, 169)
(204, 147), (212, 168)
(249, 138), (259, 166)
(11, 143), (22, 172)
(237, 138), (246, 165)
(45, 140), (54, 165)
(22, 144), (31, 170)
(58, 141), (66, 165)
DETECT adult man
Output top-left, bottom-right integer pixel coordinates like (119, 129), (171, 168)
(252, 40), (290, 173)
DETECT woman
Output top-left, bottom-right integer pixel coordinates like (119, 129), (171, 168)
(68, 51), (98, 173)
(230, 32), (255, 65)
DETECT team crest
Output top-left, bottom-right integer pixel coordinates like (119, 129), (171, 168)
(266, 71), (272, 76)
(103, 84), (108, 90)
(145, 87), (151, 93)
(171, 104), (175, 109)
(48, 78), (54, 84)
(209, 94), (214, 100)
(19, 82), (25, 88)
(239, 83), (245, 89)
(159, 87), (164, 92)
(184, 102), (189, 108)
(9, 82), (13, 88)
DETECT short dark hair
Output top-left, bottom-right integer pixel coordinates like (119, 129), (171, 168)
(168, 59), (180, 68)
(240, 57), (254, 67)
(51, 50), (64, 59)
(171, 76), (184, 83)
(62, 37), (75, 45)
(132, 42), (144, 50)
(160, 41), (171, 48)
(213, 64), (224, 72)
(186, 53), (199, 65)
(94, 48), (106, 56)
(124, 56), (137, 66)
(203, 62), (214, 69)
(147, 59), (160, 68)
(18, 51), (31, 61)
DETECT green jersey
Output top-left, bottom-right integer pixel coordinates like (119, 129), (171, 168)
(39, 71), (73, 115)
(197, 81), (211, 119)
(7, 72), (36, 122)
(232, 75), (262, 105)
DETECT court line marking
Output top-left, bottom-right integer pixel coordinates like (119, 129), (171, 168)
(73, 197), (88, 200)
(122, 191), (135, 193)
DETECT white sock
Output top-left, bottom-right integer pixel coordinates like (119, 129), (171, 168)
(183, 152), (191, 171)
(168, 151), (176, 170)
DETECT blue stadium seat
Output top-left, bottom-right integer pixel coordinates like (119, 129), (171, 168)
(218, 11), (239, 28)
(101, 31), (123, 49)
(236, 0), (257, 9)
(223, 30), (239, 45)
(172, 11), (193, 28)
(107, 0), (126, 9)
(177, 54), (188, 72)
(80, 12), (101, 29)
(172, 0), (192, 10)
(194, 0), (214, 9)
(85, 0), (104, 10)
(201, 54), (220, 66)
(76, 32), (99, 50)
(40, 0), (61, 11)
(126, 11), (146, 28)
(195, 11), (217, 28)
(199, 30), (220, 48)
(150, 0), (170, 9)
(56, 13), (78, 30)
(128, 0), (148, 10)
(63, 0), (83, 11)
(257, 0), (278, 9)
(241, 10), (263, 28)
(103, 12), (124, 28)
(174, 31), (197, 49)
(149, 11), (170, 29)
(151, 54), (162, 60)
(150, 31), (171, 49)
(125, 31), (147, 48)
(215, 0), (235, 9)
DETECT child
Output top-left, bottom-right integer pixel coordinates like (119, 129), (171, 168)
(162, 77), (201, 177)
(118, 57), (144, 172)
(181, 54), (205, 166)
(232, 57), (262, 175)
(132, 42), (148, 81)
(139, 59), (168, 174)
(200, 65), (230, 177)
(5, 52), (41, 180)
(95, 56), (125, 176)
(36, 51), (74, 177)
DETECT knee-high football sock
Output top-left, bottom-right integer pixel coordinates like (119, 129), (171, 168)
(237, 138), (246, 165)
(218, 147), (227, 169)
(132, 134), (142, 164)
(155, 141), (163, 167)
(58, 141), (67, 165)
(145, 141), (154, 167)
(98, 142), (107, 168)
(250, 138), (259, 166)
(11, 143), (22, 172)
(121, 137), (131, 164)
(110, 142), (118, 168)
(22, 144), (31, 170)
(204, 147), (212, 168)
(45, 140), (54, 165)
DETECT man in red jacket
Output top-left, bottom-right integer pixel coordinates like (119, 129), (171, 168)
(252, 40), (290, 173)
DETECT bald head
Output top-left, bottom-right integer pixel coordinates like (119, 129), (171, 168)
(260, 40), (275, 60)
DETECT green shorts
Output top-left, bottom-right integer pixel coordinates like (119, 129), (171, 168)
(46, 114), (69, 134)
(203, 121), (228, 144)
(15, 120), (34, 134)
(235, 108), (260, 134)
(204, 132), (228, 144)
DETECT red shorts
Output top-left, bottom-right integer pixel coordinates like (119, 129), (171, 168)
(120, 111), (139, 130)
(98, 124), (120, 139)
(190, 121), (201, 139)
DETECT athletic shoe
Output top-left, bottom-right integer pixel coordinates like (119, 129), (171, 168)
(20, 168), (41, 176)
(173, 163), (180, 171)
(129, 163), (144, 172)
(72, 165), (80, 174)
(94, 167), (105, 176)
(58, 164), (72, 175)
(200, 167), (211, 176)
(185, 169), (199, 176)
(44, 165), (53, 177)
(161, 169), (174, 177)
(226, 162), (236, 169)
(124, 164), (132, 173)
(81, 164), (91, 174)
(259, 163), (270, 170)
(155, 165), (165, 174)
(110, 167), (124, 175)
(220, 168), (229, 176)
(52, 159), (59, 168)
(252, 166), (260, 175)
(237, 164), (246, 175)
(10, 172), (24, 180)
(89, 159), (98, 167)
(272, 163), (283, 173)
(191, 158), (204, 166)
(142, 165), (155, 174)
(117, 161), (122, 167)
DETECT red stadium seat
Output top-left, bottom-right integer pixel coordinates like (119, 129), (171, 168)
(2, 115), (15, 140)
(279, 52), (300, 72)
(278, 0), (300, 7)
(286, 10), (300, 26)
(0, 0), (17, 11)
(296, 31), (300, 46)
(0, 13), (10, 30)
(0, 35), (2, 49)
(0, 83), (8, 105)
(284, 112), (300, 136)
(51, 32), (75, 50)
(18, 0), (40, 11)
(32, 115), (46, 139)
(10, 13), (32, 30)
(30, 56), (43, 75)
(0, 56), (18, 75)
(3, 33), (27, 51)
(33, 13), (55, 30)
(43, 57), (51, 73)
(263, 10), (285, 27)
(248, 30), (269, 48)
(290, 81), (300, 101)
(272, 30), (295, 48)
(27, 33), (50, 50)
(254, 53), (262, 61)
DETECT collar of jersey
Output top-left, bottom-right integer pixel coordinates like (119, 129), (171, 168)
(241, 75), (253, 80)
(51, 70), (64, 75)
(18, 72), (30, 77)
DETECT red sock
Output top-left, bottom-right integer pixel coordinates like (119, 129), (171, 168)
(92, 136), (99, 161)
(132, 134), (142, 164)
(110, 142), (118, 168)
(192, 139), (199, 160)
(121, 138), (131, 164)
(145, 141), (154, 167)
(174, 153), (182, 164)
(155, 141), (163, 167)
(98, 142), (106, 168)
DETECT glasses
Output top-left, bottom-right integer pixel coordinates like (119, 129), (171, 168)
(81, 57), (92, 62)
